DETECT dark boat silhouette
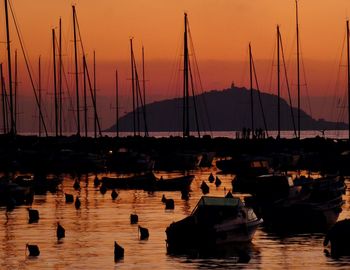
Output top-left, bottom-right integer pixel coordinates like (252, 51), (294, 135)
(166, 196), (262, 251)
(101, 172), (194, 191)
(246, 174), (345, 232)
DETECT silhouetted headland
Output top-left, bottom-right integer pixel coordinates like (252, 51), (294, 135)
(106, 87), (348, 132)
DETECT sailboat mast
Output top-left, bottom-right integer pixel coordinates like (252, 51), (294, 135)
(249, 43), (254, 134)
(52, 29), (58, 137)
(83, 56), (88, 137)
(4, 0), (15, 135)
(38, 56), (42, 137)
(130, 38), (136, 136)
(115, 68), (119, 138)
(142, 46), (148, 137)
(72, 5), (80, 136)
(93, 51), (97, 138)
(59, 18), (62, 136)
(296, 0), (301, 138)
(277, 25), (281, 138)
(14, 49), (17, 133)
(347, 20), (350, 140)
(183, 13), (190, 137)
(0, 64), (7, 134)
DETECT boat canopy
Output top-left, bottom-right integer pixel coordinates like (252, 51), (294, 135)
(191, 196), (243, 215)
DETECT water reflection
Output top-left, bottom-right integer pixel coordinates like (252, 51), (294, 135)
(0, 172), (350, 269)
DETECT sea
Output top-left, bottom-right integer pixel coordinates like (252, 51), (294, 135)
(1, 130), (350, 269)
(1, 171), (350, 269)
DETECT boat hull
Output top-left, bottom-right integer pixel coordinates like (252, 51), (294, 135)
(101, 173), (194, 191)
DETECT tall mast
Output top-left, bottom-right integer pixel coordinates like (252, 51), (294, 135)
(52, 29), (58, 137)
(115, 69), (119, 138)
(277, 25), (281, 139)
(93, 51), (97, 138)
(72, 5), (80, 136)
(249, 43), (254, 134)
(59, 18), (62, 136)
(347, 20), (350, 140)
(14, 49), (17, 132)
(183, 13), (190, 137)
(0, 64), (7, 134)
(142, 46), (148, 137)
(83, 56), (88, 137)
(296, 0), (301, 138)
(38, 56), (42, 137)
(4, 0), (15, 135)
(130, 38), (136, 136)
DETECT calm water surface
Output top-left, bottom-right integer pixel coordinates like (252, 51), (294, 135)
(1, 168), (350, 269)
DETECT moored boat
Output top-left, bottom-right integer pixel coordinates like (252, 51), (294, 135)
(247, 174), (345, 232)
(101, 172), (194, 191)
(165, 196), (262, 251)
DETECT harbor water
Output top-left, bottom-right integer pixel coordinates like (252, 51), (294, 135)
(1, 168), (350, 269)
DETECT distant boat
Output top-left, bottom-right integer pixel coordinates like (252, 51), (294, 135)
(101, 172), (194, 191)
(106, 149), (154, 173)
(154, 152), (202, 171)
(246, 174), (345, 232)
(165, 196), (262, 251)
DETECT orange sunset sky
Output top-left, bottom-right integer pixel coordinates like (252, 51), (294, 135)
(1, 0), (350, 131)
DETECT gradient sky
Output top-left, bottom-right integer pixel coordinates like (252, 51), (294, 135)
(1, 0), (350, 131)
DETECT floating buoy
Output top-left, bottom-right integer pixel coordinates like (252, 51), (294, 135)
(65, 193), (74, 203)
(114, 241), (124, 261)
(26, 244), (40, 256)
(73, 179), (80, 190)
(130, 214), (138, 224)
(111, 189), (118, 200)
(165, 199), (175, 210)
(100, 185), (107, 195)
(215, 176), (222, 187)
(225, 191), (234, 198)
(200, 181), (210, 194)
(28, 208), (39, 223)
(75, 197), (81, 210)
(57, 222), (65, 240)
(94, 176), (100, 187)
(208, 173), (215, 183)
(139, 225), (149, 240)
(161, 194), (167, 203)
(181, 189), (189, 200)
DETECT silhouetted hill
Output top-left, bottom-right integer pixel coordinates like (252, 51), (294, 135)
(106, 87), (348, 132)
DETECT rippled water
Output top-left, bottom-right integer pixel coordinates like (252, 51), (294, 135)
(1, 169), (350, 269)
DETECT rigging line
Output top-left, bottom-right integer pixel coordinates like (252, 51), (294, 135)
(1, 70), (10, 132)
(250, 50), (269, 137)
(83, 56), (102, 137)
(43, 40), (54, 132)
(296, 29), (313, 119)
(267, 40), (276, 96)
(279, 32), (297, 137)
(300, 51), (313, 119)
(133, 53), (140, 136)
(330, 32), (346, 123)
(8, 0), (48, 136)
(61, 53), (77, 129)
(74, 8), (102, 136)
(188, 58), (201, 137)
(133, 54), (149, 136)
(187, 17), (212, 136)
